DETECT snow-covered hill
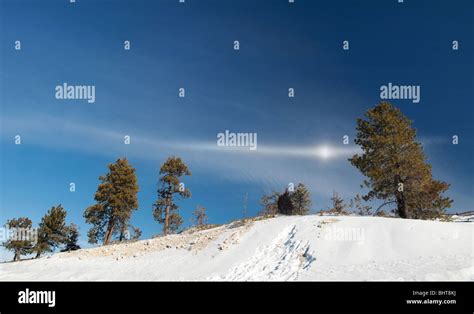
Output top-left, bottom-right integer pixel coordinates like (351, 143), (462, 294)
(0, 215), (473, 281)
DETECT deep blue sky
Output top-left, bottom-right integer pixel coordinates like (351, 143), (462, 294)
(1, 0), (473, 259)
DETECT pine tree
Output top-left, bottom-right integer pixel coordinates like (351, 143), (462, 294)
(61, 223), (81, 252)
(277, 189), (295, 215)
(330, 191), (347, 214)
(3, 217), (34, 261)
(192, 205), (207, 227)
(34, 205), (68, 258)
(291, 183), (312, 215)
(153, 156), (191, 235)
(84, 158), (139, 245)
(260, 184), (312, 216)
(349, 102), (452, 219)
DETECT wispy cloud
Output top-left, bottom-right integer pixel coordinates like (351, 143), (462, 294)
(1, 113), (365, 197)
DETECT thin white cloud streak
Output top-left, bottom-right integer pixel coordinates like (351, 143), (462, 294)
(1, 114), (364, 197)
(145, 139), (360, 160)
(1, 114), (468, 215)
(1, 113), (361, 161)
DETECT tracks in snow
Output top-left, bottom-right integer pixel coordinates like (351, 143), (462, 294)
(214, 225), (316, 281)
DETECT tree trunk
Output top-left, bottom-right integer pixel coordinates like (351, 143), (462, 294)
(164, 204), (170, 235)
(119, 222), (126, 242)
(35, 251), (41, 259)
(13, 249), (20, 262)
(103, 219), (115, 245)
(396, 192), (409, 218)
(395, 174), (409, 219)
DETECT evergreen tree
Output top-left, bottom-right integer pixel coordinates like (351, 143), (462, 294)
(61, 223), (81, 252)
(34, 205), (68, 258)
(260, 184), (312, 216)
(3, 217), (34, 261)
(349, 102), (452, 219)
(192, 205), (207, 227)
(291, 183), (312, 215)
(153, 156), (191, 235)
(330, 191), (347, 214)
(277, 190), (295, 215)
(84, 158), (139, 245)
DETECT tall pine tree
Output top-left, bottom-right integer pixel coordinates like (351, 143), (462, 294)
(84, 158), (139, 245)
(349, 102), (452, 219)
(153, 156), (191, 235)
(34, 205), (68, 258)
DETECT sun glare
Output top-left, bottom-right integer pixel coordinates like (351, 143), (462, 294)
(314, 145), (333, 159)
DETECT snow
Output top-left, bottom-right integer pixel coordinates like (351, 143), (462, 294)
(0, 215), (472, 281)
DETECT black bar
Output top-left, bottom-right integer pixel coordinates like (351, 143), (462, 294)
(0, 282), (472, 313)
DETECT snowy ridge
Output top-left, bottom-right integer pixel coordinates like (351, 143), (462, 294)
(0, 215), (472, 281)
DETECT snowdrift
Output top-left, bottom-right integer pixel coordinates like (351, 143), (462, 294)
(0, 215), (472, 281)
